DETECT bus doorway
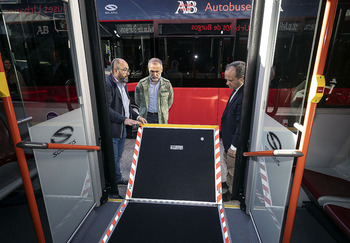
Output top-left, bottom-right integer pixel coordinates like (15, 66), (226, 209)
(0, 1), (105, 242)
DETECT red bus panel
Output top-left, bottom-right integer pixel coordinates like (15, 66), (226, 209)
(168, 87), (231, 127)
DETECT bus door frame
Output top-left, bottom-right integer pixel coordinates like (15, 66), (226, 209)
(242, 0), (294, 242)
(0, 0), (110, 242)
(242, 0), (337, 242)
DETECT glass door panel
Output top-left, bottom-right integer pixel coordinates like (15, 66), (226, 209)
(1, 1), (96, 242)
(250, 117), (297, 242)
(246, 0), (320, 242)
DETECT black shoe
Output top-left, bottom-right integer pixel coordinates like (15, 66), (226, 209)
(117, 180), (128, 185)
(223, 191), (232, 202)
(108, 194), (123, 199)
(222, 182), (229, 189)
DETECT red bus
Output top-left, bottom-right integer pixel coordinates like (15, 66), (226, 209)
(97, 0), (350, 129)
(98, 1), (250, 126)
(1, 0), (350, 242)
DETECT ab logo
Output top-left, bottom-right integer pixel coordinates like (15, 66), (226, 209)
(37, 26), (49, 35)
(175, 1), (197, 14)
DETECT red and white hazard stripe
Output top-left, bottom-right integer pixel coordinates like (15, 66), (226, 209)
(80, 171), (91, 198)
(214, 127), (223, 204)
(255, 189), (265, 203)
(258, 157), (272, 206)
(257, 157), (281, 229)
(219, 204), (230, 242)
(101, 200), (128, 243)
(126, 125), (143, 199)
(255, 189), (281, 229)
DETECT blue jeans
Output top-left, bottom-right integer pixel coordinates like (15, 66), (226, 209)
(112, 127), (126, 183)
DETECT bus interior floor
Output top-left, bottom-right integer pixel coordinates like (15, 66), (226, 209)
(0, 138), (342, 242)
(0, 193), (339, 243)
(70, 201), (339, 243)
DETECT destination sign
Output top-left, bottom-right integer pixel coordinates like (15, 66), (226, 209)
(159, 23), (232, 36)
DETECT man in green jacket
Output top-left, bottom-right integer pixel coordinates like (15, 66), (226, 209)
(135, 58), (174, 124)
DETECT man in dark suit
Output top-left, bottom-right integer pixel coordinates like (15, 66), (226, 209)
(106, 58), (147, 187)
(220, 61), (245, 202)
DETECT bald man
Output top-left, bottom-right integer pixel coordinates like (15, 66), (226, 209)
(106, 58), (147, 185)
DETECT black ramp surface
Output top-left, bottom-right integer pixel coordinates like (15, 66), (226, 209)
(132, 127), (216, 202)
(109, 202), (223, 243)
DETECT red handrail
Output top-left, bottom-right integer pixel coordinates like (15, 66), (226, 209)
(244, 150), (275, 157)
(47, 143), (100, 150)
(244, 150), (303, 158)
(16, 141), (100, 151)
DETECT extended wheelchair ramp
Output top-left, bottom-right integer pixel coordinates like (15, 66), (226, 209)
(100, 124), (230, 242)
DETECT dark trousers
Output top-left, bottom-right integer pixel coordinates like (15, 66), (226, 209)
(147, 112), (159, 123)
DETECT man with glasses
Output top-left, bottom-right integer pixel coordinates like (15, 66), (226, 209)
(135, 58), (174, 124)
(106, 58), (147, 187)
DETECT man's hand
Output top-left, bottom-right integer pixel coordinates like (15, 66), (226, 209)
(124, 118), (140, 126)
(227, 148), (236, 158)
(137, 116), (147, 124)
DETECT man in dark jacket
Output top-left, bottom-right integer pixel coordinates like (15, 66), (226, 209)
(220, 61), (245, 201)
(106, 58), (147, 185)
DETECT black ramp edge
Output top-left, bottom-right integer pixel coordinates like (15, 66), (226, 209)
(109, 202), (223, 242)
(132, 127), (216, 202)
